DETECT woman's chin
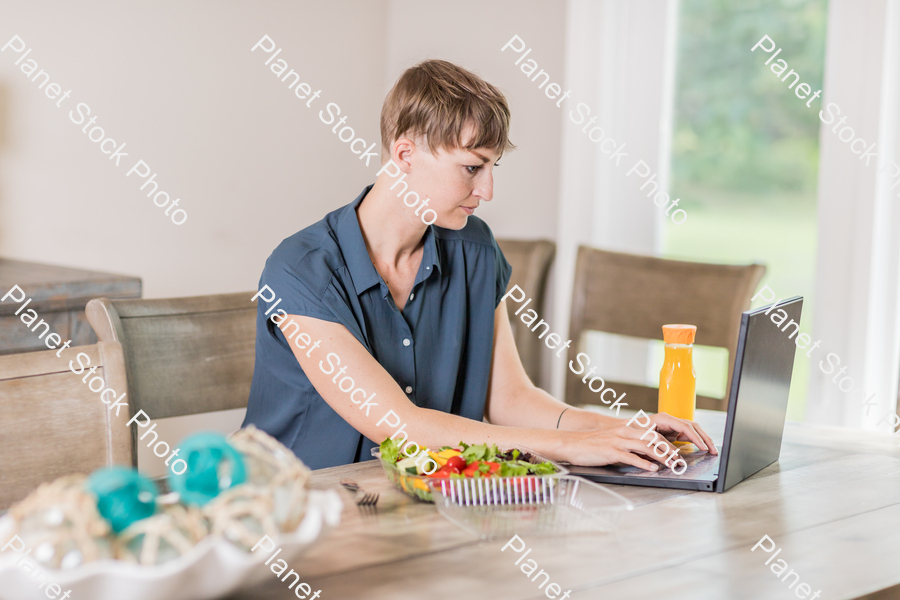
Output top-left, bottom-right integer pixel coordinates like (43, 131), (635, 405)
(430, 213), (469, 230)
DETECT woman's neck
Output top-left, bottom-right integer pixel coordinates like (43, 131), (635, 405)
(357, 175), (429, 269)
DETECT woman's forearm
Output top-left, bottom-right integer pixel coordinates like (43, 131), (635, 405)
(281, 314), (581, 463)
(402, 405), (572, 462)
(487, 383), (622, 432)
(485, 305), (622, 434)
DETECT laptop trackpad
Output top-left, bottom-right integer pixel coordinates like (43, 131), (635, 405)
(567, 442), (721, 481)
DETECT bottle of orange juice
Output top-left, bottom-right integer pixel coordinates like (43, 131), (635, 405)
(658, 324), (697, 421)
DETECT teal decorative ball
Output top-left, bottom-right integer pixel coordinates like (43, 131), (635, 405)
(169, 432), (247, 506)
(86, 467), (159, 533)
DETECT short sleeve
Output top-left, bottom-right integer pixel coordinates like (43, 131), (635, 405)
(260, 254), (342, 324)
(492, 238), (513, 308)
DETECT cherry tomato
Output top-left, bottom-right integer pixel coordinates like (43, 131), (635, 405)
(462, 460), (500, 477)
(446, 456), (466, 472)
(429, 464), (457, 478)
(462, 461), (481, 477)
(483, 461), (500, 475)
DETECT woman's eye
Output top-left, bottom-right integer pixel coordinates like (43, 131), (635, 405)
(466, 166), (481, 174)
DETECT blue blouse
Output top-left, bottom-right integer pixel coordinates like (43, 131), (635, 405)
(242, 185), (512, 469)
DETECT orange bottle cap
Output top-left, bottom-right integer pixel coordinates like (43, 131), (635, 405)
(662, 324), (696, 344)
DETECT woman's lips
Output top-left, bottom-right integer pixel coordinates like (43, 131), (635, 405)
(461, 206), (476, 215)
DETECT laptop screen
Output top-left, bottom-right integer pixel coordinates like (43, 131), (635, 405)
(717, 297), (803, 492)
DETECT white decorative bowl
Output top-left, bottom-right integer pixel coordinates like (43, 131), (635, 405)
(0, 489), (342, 600)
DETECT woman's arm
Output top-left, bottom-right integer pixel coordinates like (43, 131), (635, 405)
(483, 301), (620, 431)
(278, 314), (686, 470)
(484, 302), (718, 453)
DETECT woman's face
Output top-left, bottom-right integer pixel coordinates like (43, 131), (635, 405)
(395, 133), (502, 230)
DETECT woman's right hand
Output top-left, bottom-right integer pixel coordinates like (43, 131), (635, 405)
(559, 424), (681, 472)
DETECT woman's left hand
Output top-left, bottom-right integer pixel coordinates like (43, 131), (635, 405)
(644, 413), (718, 454)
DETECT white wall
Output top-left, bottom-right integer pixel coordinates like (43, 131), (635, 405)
(0, 1), (565, 300)
(0, 1), (388, 299)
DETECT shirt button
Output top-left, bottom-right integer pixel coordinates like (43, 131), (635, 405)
(426, 266), (431, 270)
(405, 386), (413, 394)
(409, 293), (415, 300)
(403, 339), (410, 347)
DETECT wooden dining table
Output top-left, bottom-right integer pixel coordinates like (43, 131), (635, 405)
(228, 409), (900, 600)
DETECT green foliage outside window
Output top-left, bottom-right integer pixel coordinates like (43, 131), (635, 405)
(672, 0), (827, 196)
(665, 0), (828, 419)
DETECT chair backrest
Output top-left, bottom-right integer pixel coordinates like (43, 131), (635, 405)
(85, 292), (258, 424)
(496, 239), (556, 388)
(0, 342), (133, 509)
(566, 246), (766, 413)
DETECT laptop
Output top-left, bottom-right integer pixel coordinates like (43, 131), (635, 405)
(567, 296), (802, 493)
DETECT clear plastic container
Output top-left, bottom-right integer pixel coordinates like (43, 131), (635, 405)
(429, 475), (633, 539)
(371, 447), (568, 503)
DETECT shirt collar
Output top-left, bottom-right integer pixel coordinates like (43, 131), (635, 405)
(416, 227), (442, 286)
(337, 185), (442, 297)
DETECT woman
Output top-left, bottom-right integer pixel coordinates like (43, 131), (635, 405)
(242, 59), (716, 470)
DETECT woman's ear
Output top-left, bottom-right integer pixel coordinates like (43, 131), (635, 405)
(391, 136), (418, 174)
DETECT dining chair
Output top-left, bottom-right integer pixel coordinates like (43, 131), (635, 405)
(496, 239), (556, 389)
(0, 342), (133, 509)
(565, 245), (766, 413)
(85, 292), (258, 464)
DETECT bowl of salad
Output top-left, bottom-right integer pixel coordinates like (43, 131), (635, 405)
(373, 439), (567, 502)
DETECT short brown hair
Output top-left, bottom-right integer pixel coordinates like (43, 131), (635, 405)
(380, 59), (514, 159)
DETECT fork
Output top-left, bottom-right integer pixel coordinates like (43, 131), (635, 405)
(357, 491), (379, 506)
(340, 479), (379, 506)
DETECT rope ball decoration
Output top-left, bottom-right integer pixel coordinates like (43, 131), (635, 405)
(2, 427), (312, 568)
(7, 475), (115, 570)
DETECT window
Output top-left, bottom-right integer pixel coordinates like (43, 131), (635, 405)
(664, 0), (828, 420)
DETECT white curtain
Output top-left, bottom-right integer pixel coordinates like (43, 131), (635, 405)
(807, 0), (900, 431)
(551, 0), (678, 400)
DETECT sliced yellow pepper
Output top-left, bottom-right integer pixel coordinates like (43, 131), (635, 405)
(437, 449), (462, 459)
(412, 478), (429, 492)
(428, 451), (448, 467)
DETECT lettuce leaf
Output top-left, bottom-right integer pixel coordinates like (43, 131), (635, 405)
(380, 437), (401, 463)
(461, 443), (488, 463)
(461, 443), (501, 463)
(499, 462), (529, 477)
(528, 461), (557, 475)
